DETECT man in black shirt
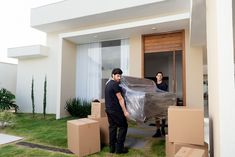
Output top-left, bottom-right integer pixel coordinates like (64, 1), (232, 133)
(105, 68), (129, 154)
(153, 72), (168, 137)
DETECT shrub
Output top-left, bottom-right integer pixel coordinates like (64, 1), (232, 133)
(0, 110), (15, 128)
(31, 77), (35, 117)
(0, 88), (18, 112)
(43, 76), (47, 118)
(65, 98), (91, 117)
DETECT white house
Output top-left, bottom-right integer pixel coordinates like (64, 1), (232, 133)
(7, 0), (235, 156)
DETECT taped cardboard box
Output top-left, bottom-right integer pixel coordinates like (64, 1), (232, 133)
(168, 106), (204, 145)
(91, 100), (107, 118)
(165, 135), (208, 157)
(88, 115), (109, 145)
(175, 147), (205, 157)
(67, 118), (100, 157)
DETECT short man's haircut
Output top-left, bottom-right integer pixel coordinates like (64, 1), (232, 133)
(156, 72), (163, 76)
(112, 68), (123, 76)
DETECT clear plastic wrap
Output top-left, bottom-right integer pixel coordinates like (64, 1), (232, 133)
(120, 76), (176, 122)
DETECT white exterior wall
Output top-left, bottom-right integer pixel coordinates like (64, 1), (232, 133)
(16, 58), (55, 114)
(0, 62), (17, 94)
(185, 29), (204, 107)
(206, 0), (235, 156)
(16, 33), (60, 114)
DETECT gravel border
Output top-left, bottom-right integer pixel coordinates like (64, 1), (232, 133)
(16, 141), (73, 154)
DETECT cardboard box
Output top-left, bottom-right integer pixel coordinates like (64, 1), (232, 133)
(67, 118), (100, 157)
(168, 106), (204, 145)
(175, 147), (205, 157)
(166, 135), (175, 157)
(88, 115), (109, 145)
(165, 135), (208, 157)
(91, 101), (107, 118)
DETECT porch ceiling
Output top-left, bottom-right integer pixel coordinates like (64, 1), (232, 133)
(61, 13), (189, 45)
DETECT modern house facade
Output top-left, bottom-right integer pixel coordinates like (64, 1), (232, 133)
(7, 0), (235, 156)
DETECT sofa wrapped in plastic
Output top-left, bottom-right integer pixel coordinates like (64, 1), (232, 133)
(120, 76), (176, 122)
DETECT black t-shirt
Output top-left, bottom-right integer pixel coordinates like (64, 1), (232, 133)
(156, 81), (168, 92)
(105, 80), (123, 113)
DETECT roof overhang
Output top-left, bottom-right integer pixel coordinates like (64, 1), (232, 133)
(31, 0), (190, 32)
(7, 45), (49, 59)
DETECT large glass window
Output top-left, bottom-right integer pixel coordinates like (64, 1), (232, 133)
(76, 39), (129, 101)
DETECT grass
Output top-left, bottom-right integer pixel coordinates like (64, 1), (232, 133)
(89, 139), (165, 157)
(150, 139), (165, 157)
(0, 145), (76, 157)
(0, 113), (74, 148)
(0, 113), (165, 157)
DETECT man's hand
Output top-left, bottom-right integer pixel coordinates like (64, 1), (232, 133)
(124, 111), (129, 118)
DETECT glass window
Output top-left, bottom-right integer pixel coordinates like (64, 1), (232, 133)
(101, 40), (121, 79)
(76, 39), (129, 101)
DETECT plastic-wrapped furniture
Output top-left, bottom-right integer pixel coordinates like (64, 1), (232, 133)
(120, 76), (176, 122)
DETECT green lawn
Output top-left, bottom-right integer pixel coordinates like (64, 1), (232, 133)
(0, 145), (75, 157)
(0, 113), (165, 157)
(1, 113), (74, 148)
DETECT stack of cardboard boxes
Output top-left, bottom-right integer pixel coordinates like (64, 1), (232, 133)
(67, 99), (109, 157)
(87, 99), (109, 145)
(166, 106), (208, 157)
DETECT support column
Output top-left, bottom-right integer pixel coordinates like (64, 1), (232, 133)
(206, 0), (235, 157)
(185, 30), (204, 108)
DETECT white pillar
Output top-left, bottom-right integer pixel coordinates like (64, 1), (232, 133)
(185, 30), (204, 108)
(206, 0), (235, 157)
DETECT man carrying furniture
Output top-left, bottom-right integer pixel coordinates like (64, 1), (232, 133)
(105, 68), (129, 154)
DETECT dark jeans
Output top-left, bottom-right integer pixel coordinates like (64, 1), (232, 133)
(106, 110), (128, 149)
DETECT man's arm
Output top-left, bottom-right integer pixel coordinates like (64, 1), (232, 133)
(116, 92), (129, 118)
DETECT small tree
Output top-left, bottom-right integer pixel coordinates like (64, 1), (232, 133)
(31, 77), (35, 117)
(43, 76), (47, 118)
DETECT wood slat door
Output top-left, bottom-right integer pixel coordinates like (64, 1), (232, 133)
(143, 32), (183, 53)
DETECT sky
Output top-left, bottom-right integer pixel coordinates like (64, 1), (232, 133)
(0, 0), (63, 64)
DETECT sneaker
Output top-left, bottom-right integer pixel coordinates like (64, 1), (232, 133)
(152, 129), (161, 138)
(116, 147), (128, 154)
(161, 128), (166, 136)
(149, 123), (156, 126)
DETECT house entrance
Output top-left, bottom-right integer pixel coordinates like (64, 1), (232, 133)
(143, 31), (185, 105)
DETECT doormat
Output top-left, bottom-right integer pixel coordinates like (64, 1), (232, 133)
(16, 141), (73, 154)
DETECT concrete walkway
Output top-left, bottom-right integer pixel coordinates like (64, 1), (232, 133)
(125, 123), (156, 149)
(125, 118), (210, 149)
(0, 133), (23, 145)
